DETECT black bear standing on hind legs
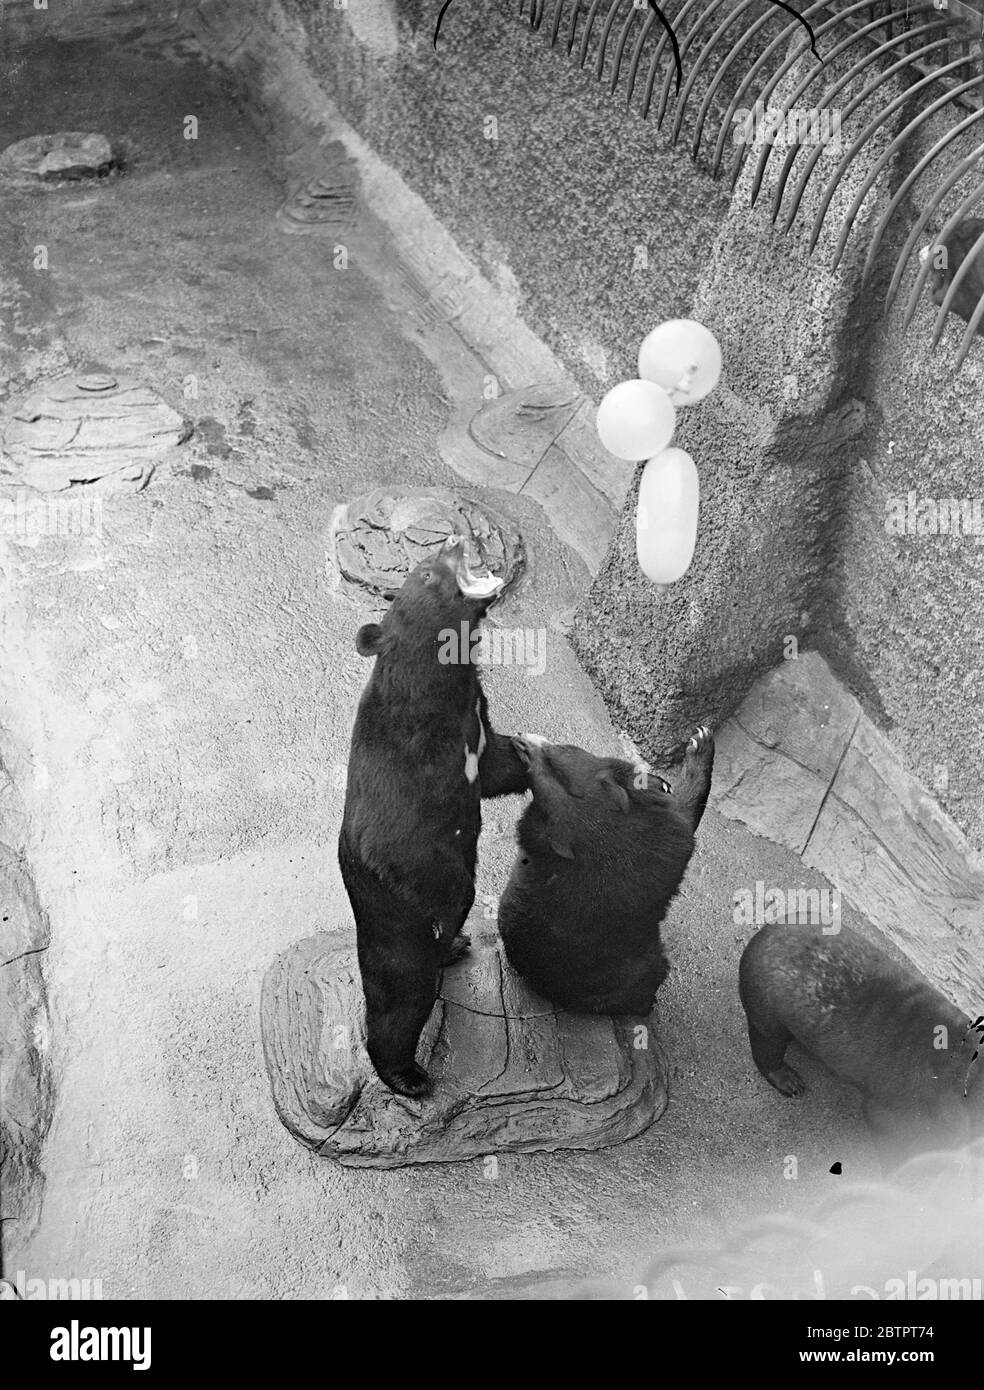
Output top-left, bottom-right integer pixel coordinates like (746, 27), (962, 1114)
(338, 538), (528, 1098)
(498, 726), (715, 1016)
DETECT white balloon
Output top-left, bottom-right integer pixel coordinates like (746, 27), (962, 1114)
(596, 379), (676, 462)
(636, 447), (700, 584)
(638, 319), (722, 407)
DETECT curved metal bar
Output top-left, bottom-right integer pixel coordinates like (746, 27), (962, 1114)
(954, 276), (984, 369)
(897, 155), (984, 328)
(732, 3), (924, 196)
(774, 32), (955, 229)
(433, 0), (456, 48)
(690, 0), (784, 161)
(768, 0), (823, 64)
(596, 0), (626, 79)
(813, 80), (975, 256)
(624, 5), (658, 107)
(654, 0), (725, 128)
(672, 0), (771, 147)
(709, 0), (859, 178)
(641, 0), (704, 119)
(930, 220), (984, 347)
(829, 97), (984, 272)
(608, 0), (647, 92)
(647, 0), (687, 98)
(747, 10), (930, 207)
(566, 0), (584, 52)
(577, 0), (607, 68)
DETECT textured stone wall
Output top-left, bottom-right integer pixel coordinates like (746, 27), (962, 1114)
(279, 0), (729, 389)
(6, 0), (981, 855)
(831, 108), (984, 849)
(279, 1), (984, 846)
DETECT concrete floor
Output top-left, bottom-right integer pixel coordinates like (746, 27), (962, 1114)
(0, 38), (895, 1300)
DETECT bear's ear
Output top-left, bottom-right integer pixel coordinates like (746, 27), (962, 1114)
(597, 770), (630, 813)
(549, 835), (575, 861)
(355, 623), (385, 657)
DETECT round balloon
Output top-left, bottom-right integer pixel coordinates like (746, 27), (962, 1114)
(596, 379), (676, 462)
(636, 447), (700, 584)
(638, 320), (722, 407)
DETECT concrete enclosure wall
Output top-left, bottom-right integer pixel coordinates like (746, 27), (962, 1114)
(1, 0), (981, 1298)
(6, 0), (980, 840)
(248, 0), (984, 847)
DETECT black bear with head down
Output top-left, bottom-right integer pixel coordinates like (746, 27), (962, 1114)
(497, 727), (714, 1015)
(338, 538), (528, 1098)
(739, 923), (984, 1171)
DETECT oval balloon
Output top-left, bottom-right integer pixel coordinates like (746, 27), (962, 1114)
(638, 319), (722, 407)
(636, 447), (700, 584)
(596, 379), (676, 462)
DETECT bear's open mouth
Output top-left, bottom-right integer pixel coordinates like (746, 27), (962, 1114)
(444, 536), (504, 600)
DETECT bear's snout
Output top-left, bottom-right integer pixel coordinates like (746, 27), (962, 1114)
(440, 535), (503, 602)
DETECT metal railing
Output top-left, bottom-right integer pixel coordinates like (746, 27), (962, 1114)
(518, 0), (984, 367)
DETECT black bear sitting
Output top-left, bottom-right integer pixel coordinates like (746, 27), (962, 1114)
(497, 727), (714, 1015)
(338, 538), (528, 1098)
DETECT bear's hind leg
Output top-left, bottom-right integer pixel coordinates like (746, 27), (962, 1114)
(747, 1020), (806, 1097)
(358, 921), (439, 1098)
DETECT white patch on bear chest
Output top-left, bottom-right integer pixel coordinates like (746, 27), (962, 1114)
(464, 697), (486, 784)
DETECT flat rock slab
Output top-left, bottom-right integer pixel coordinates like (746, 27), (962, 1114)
(469, 382), (581, 471)
(458, 385), (630, 573)
(711, 650), (984, 1013)
(260, 929), (666, 1166)
(328, 486), (524, 598)
(1, 371), (190, 493)
(0, 132), (115, 185)
(276, 140), (359, 236)
(712, 652), (861, 855)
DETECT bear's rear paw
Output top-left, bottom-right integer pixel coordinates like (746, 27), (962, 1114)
(378, 1062), (432, 1099)
(767, 1063), (806, 1098)
(439, 933), (471, 967)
